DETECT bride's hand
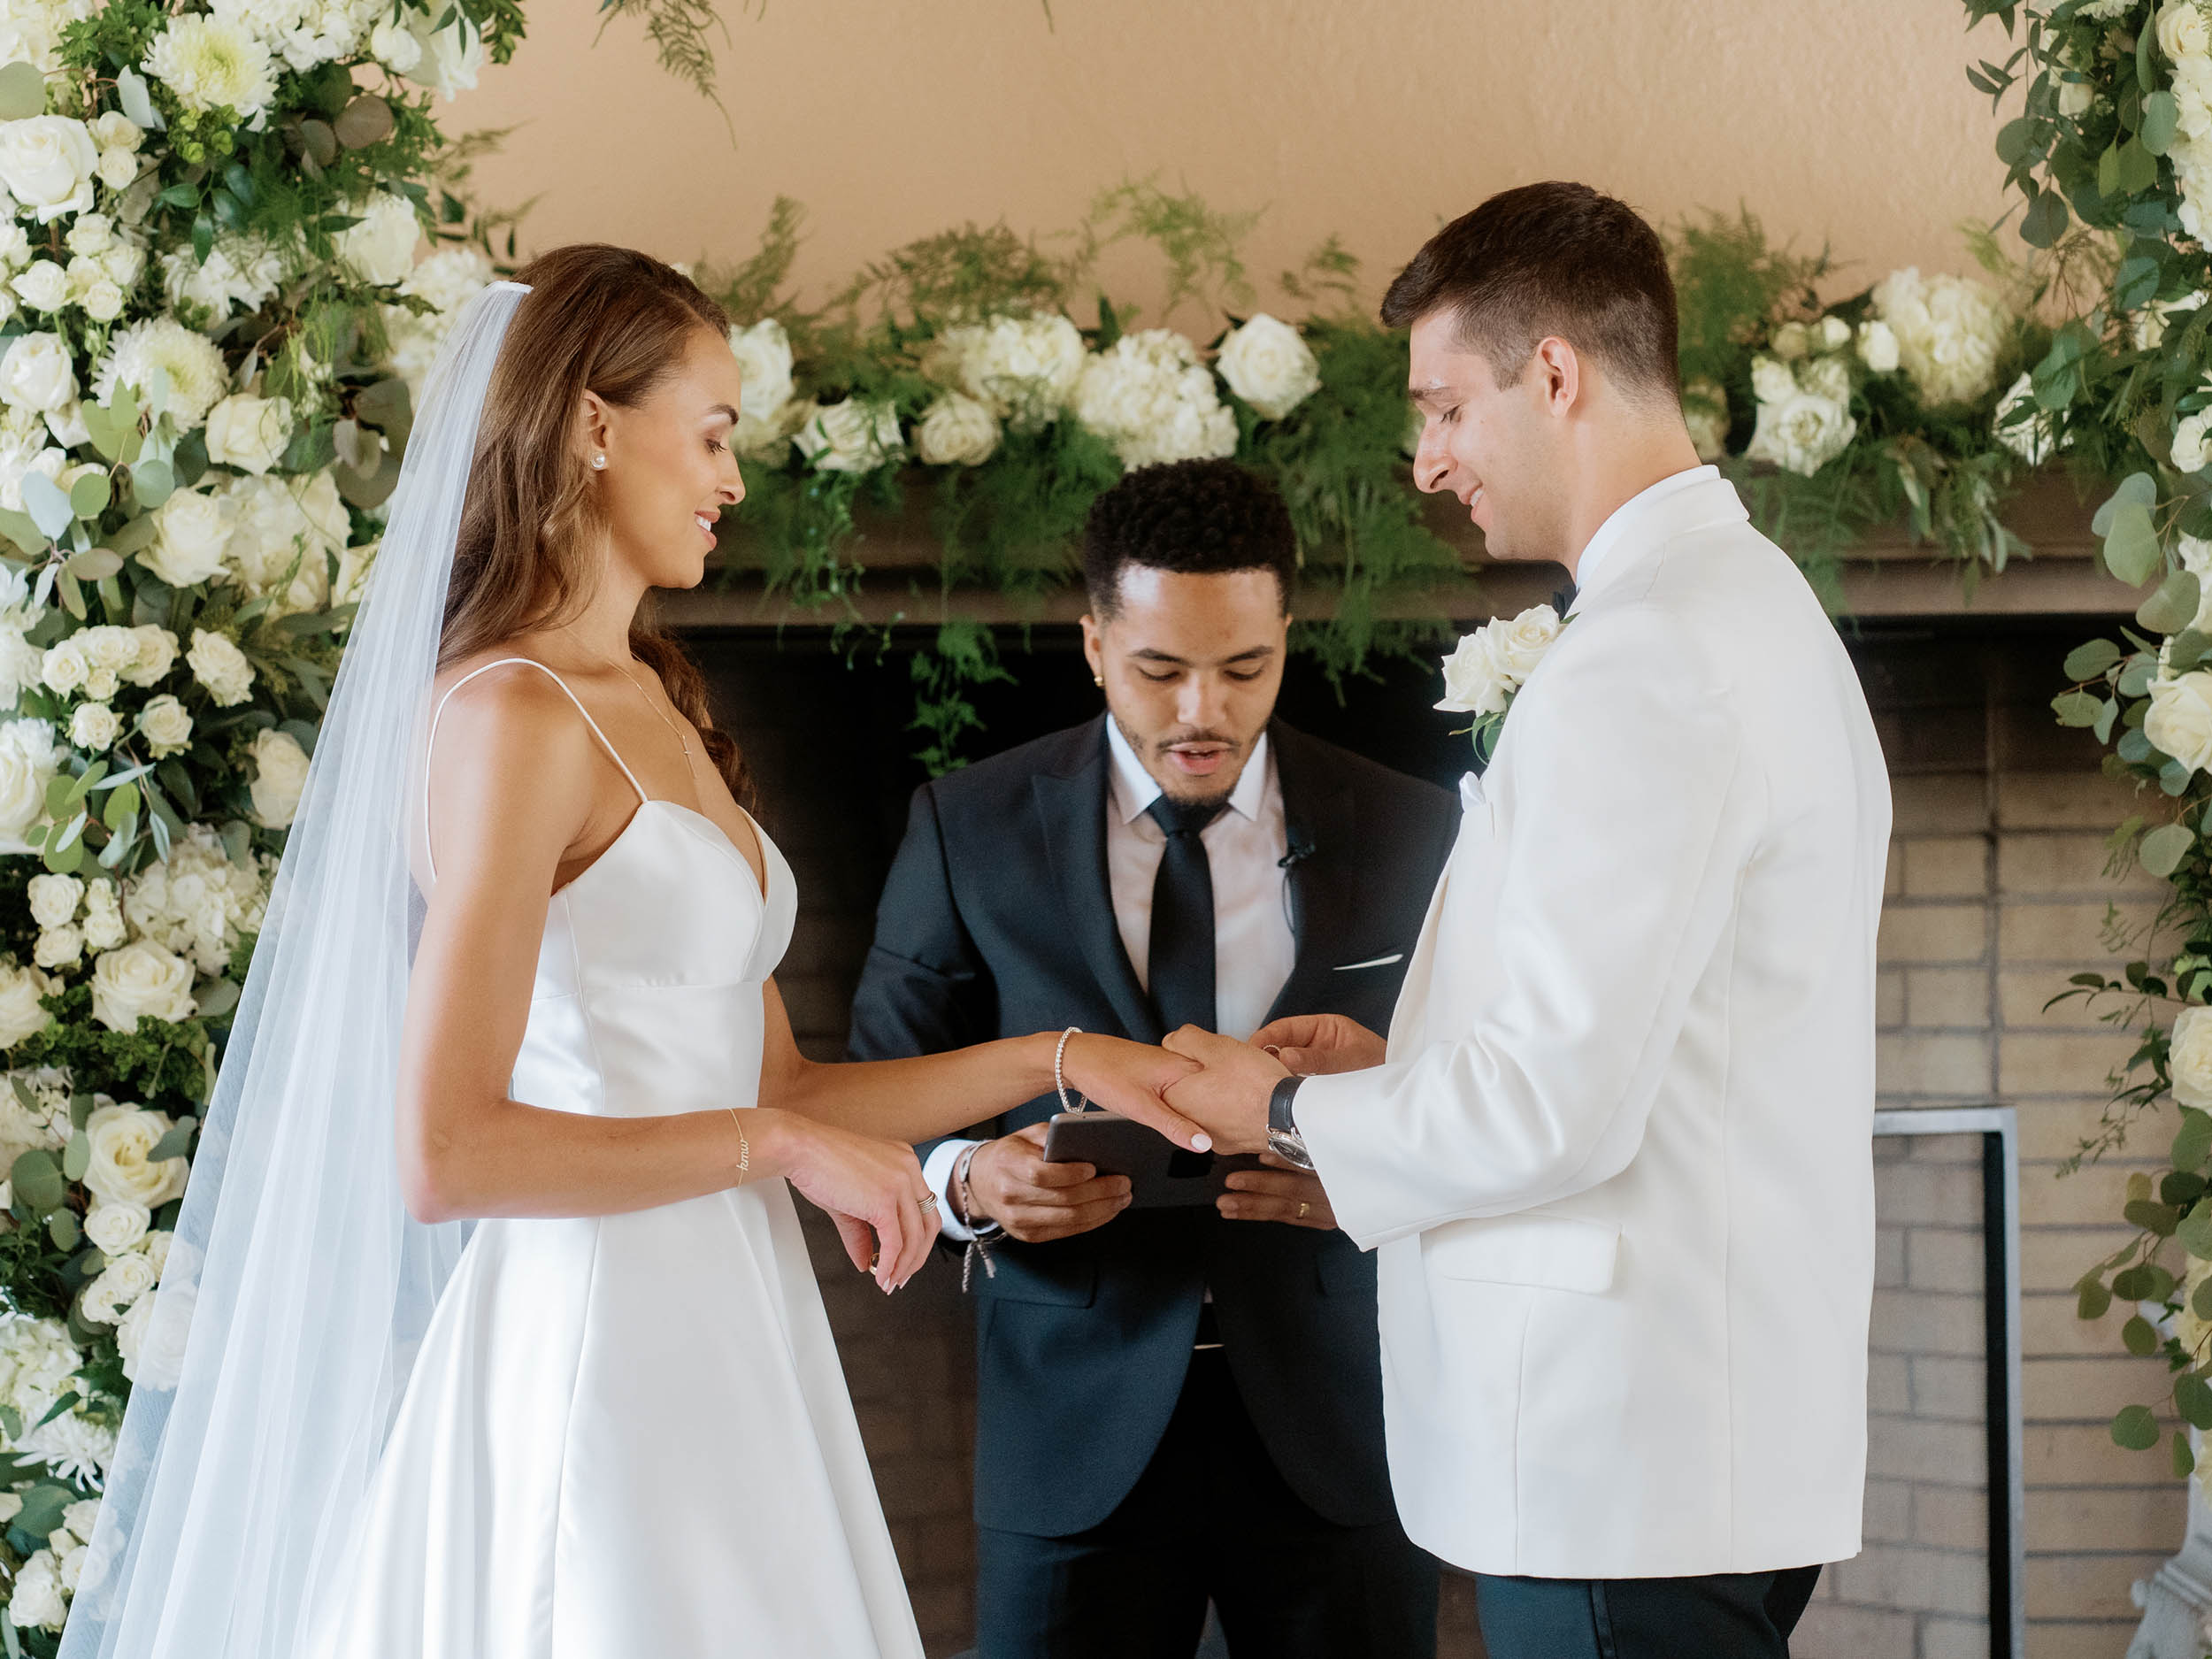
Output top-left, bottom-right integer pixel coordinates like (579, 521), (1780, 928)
(1059, 1033), (1210, 1150)
(754, 1111), (935, 1293)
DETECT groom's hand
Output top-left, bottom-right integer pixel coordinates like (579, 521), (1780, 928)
(1218, 1151), (1336, 1231)
(1160, 1025), (1285, 1156)
(1249, 1013), (1386, 1076)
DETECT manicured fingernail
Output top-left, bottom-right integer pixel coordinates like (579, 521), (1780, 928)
(1192, 1133), (1212, 1152)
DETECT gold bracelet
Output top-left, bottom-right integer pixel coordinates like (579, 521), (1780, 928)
(727, 1107), (750, 1184)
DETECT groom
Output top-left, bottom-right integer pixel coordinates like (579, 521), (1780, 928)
(1160, 181), (1893, 1659)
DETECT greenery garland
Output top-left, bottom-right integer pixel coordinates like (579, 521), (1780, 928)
(694, 189), (2057, 772)
(1962, 0), (2212, 1494)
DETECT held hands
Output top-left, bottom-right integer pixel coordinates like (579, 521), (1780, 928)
(965, 1123), (1133, 1242)
(1157, 1025), (1289, 1155)
(1056, 1032), (1210, 1151)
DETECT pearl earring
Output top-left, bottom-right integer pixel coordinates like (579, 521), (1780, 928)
(1092, 674), (1104, 688)
(591, 453), (607, 471)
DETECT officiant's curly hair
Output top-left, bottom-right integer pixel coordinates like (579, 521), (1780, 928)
(1081, 458), (1297, 617)
(1380, 181), (1679, 403)
(441, 243), (748, 797)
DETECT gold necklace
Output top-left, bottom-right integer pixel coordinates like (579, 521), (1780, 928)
(612, 658), (701, 796)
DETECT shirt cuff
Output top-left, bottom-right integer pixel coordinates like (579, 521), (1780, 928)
(923, 1139), (987, 1242)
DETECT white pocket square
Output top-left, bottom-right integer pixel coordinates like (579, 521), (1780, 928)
(1333, 953), (1404, 972)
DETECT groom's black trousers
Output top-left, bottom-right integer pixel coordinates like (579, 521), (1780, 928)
(1474, 1563), (1823, 1659)
(972, 1347), (1439, 1659)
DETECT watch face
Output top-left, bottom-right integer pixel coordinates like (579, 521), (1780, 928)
(1267, 1128), (1316, 1171)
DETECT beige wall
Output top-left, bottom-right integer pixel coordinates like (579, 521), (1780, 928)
(456, 0), (2020, 327)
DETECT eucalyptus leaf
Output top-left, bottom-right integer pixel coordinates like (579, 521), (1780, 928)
(2143, 822), (2196, 876)
(2177, 1199), (2212, 1259)
(2179, 1107), (2212, 1172)
(2097, 472), (2162, 536)
(114, 66), (161, 130)
(128, 457), (173, 511)
(44, 1209), (75, 1252)
(2164, 757), (2195, 795)
(18, 471), (71, 541)
(2177, 1430), (2196, 1479)
(194, 977), (240, 1019)
(60, 1132), (86, 1183)
(65, 546), (119, 581)
(10, 1148), (61, 1214)
(2080, 1275), (2115, 1319)
(0, 503), (43, 556)
(2141, 569), (2202, 634)
(2125, 1313), (2161, 1356)
(2055, 689), (2104, 727)
(0, 60), (43, 123)
(332, 95), (395, 149)
(2066, 639), (2124, 681)
(2023, 188), (2070, 248)
(2115, 1403), (2163, 1450)
(149, 1117), (196, 1162)
(2106, 502), (2165, 587)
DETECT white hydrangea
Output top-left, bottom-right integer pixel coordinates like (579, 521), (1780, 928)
(2159, 2), (2212, 240)
(0, 0), (95, 76)
(0, 1065), (71, 1164)
(143, 12), (279, 118)
(1073, 329), (1239, 471)
(1868, 266), (2012, 408)
(212, 0), (382, 73)
(161, 232), (287, 321)
(929, 312), (1087, 433)
(93, 317), (230, 433)
(380, 245), (491, 397)
(121, 822), (271, 976)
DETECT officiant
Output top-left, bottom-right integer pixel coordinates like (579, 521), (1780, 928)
(847, 458), (1456, 1659)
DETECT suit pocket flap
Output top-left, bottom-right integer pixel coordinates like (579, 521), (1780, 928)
(1421, 1210), (1619, 1295)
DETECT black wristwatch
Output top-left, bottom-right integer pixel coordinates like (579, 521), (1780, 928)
(1266, 1074), (1314, 1171)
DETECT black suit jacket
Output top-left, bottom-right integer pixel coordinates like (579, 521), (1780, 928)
(847, 717), (1458, 1538)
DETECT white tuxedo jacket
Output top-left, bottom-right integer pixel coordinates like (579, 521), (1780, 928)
(1299, 468), (1890, 1579)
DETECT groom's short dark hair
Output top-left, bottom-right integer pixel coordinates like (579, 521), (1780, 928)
(1380, 181), (1679, 403)
(1082, 458), (1296, 618)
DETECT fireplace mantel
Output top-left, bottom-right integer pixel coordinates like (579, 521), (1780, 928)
(664, 473), (2126, 631)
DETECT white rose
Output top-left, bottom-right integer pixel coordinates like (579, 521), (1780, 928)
(334, 192), (419, 288)
(11, 259), (65, 314)
(9, 1548), (65, 1630)
(2182, 409), (2212, 476)
(1801, 355), (1852, 404)
(0, 332), (75, 413)
(1681, 378), (1730, 462)
(0, 118), (96, 225)
(913, 392), (1001, 467)
(39, 638), (87, 698)
(244, 727), (308, 829)
(82, 1199), (150, 1257)
(1749, 355), (1798, 406)
(203, 392), (293, 476)
(2153, 670), (2212, 781)
(141, 488), (234, 589)
(25, 874), (80, 931)
(88, 114), (142, 155)
(67, 702), (119, 751)
(81, 1249), (157, 1325)
(1856, 319), (1901, 373)
(186, 628), (253, 706)
(405, 4), (484, 99)
(95, 145), (137, 192)
(1770, 320), (1811, 362)
(369, 14), (422, 71)
(137, 694), (191, 757)
(2162, 0), (2211, 67)
(78, 277), (123, 323)
(1816, 315), (1853, 353)
(0, 223), (28, 273)
(80, 903), (120, 952)
(88, 943), (196, 1037)
(1746, 392), (1857, 477)
(1216, 313), (1322, 422)
(82, 1102), (188, 1209)
(726, 317), (796, 454)
(0, 962), (53, 1048)
(1435, 604), (1563, 716)
(2175, 1006), (2212, 1109)
(792, 398), (904, 474)
(0, 716), (57, 840)
(2057, 76), (2094, 117)
(125, 626), (178, 688)
(119, 1279), (192, 1389)
(33, 926), (79, 970)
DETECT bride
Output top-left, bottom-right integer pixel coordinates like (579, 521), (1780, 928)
(55, 246), (1208, 1659)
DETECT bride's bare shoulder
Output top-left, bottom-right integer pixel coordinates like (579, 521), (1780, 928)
(428, 653), (595, 780)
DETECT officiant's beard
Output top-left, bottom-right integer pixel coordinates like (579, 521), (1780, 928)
(1111, 712), (1249, 810)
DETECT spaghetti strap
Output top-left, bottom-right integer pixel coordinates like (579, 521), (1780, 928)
(423, 657), (649, 881)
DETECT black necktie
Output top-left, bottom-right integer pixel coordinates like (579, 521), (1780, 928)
(1146, 795), (1225, 1033)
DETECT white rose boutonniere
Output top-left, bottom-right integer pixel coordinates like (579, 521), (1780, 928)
(1436, 603), (1568, 765)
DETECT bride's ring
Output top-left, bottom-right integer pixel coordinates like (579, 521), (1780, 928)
(917, 1192), (939, 1212)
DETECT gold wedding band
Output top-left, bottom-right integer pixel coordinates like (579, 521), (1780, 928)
(918, 1192), (939, 1211)
(1297, 1201), (1310, 1220)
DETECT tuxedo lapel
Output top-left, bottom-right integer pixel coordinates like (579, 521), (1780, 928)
(1263, 723), (1357, 1026)
(1033, 720), (1160, 1043)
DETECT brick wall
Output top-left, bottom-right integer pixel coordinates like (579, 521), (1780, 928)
(692, 618), (2185, 1659)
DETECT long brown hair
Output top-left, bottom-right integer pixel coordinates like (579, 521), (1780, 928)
(441, 243), (748, 798)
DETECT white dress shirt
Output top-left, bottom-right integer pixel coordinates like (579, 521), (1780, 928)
(926, 721), (1295, 1238)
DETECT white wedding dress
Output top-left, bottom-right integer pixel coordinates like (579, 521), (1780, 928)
(311, 658), (925, 1659)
